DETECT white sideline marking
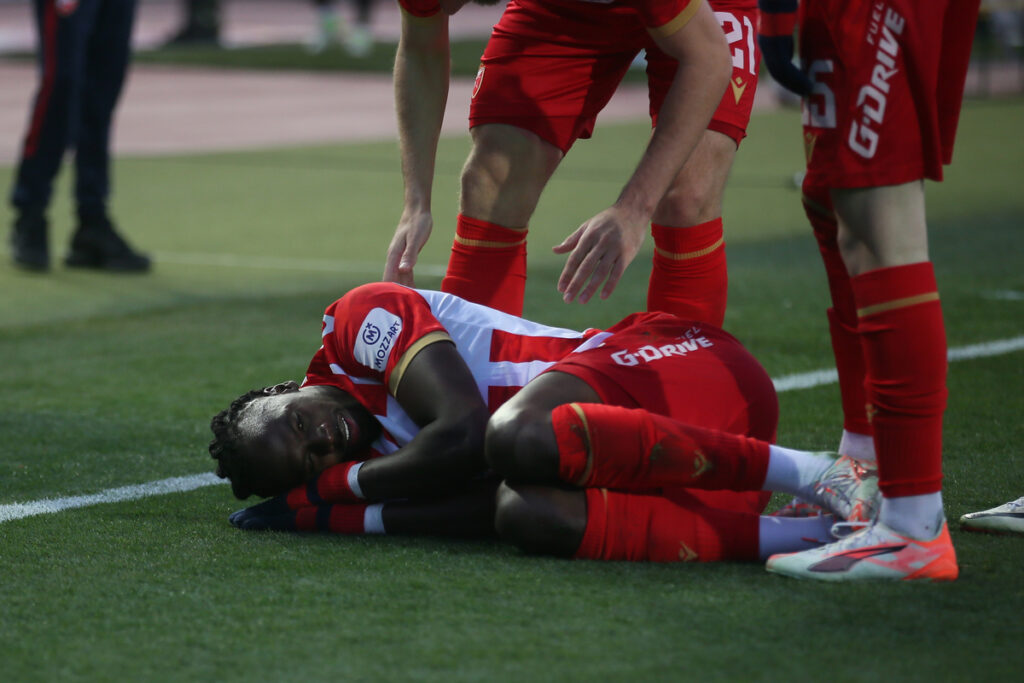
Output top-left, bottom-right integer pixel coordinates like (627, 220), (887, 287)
(154, 251), (447, 277)
(0, 473), (226, 524)
(772, 335), (1024, 391)
(3, 335), (1023, 525)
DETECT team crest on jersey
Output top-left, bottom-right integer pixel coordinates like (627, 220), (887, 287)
(56, 0), (79, 17)
(472, 66), (485, 99)
(354, 308), (403, 372)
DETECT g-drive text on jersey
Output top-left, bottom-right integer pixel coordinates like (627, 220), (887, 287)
(611, 336), (714, 367)
(849, 2), (905, 159)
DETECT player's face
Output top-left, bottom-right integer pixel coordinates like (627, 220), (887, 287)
(235, 385), (377, 497)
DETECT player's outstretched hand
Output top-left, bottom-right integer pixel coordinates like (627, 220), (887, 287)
(553, 206), (646, 304)
(383, 210), (433, 287)
(757, 0), (812, 97)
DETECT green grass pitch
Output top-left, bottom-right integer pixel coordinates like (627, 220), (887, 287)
(1, 98), (1022, 681)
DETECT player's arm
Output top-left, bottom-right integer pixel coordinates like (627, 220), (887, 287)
(554, 0), (731, 304)
(385, 6), (452, 286)
(360, 337), (491, 498)
(757, 0), (811, 96)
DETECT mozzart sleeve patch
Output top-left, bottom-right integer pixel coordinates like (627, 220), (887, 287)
(354, 307), (404, 374)
(320, 283), (449, 390)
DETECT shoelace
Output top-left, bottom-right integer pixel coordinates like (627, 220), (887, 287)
(814, 459), (860, 508)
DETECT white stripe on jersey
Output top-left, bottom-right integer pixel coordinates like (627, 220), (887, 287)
(413, 288), (590, 399)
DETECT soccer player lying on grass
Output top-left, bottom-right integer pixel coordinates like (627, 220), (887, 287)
(209, 282), (879, 564)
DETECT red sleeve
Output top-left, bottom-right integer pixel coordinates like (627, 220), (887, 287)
(399, 0), (442, 18)
(313, 283), (448, 389)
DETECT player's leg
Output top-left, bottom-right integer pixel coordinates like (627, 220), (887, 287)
(644, 6), (759, 327)
(493, 483), (587, 557)
(802, 183), (874, 461)
(495, 482), (836, 562)
(441, 2), (639, 315)
(486, 374), (878, 521)
(832, 180), (947, 541)
(440, 123), (563, 316)
(647, 130), (735, 326)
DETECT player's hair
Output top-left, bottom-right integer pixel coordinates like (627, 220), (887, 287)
(209, 380), (300, 499)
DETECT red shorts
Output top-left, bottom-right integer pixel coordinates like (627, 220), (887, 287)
(548, 312), (778, 515)
(469, 0), (760, 153)
(799, 0), (979, 188)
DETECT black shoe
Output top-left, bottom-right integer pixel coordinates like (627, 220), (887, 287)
(10, 210), (49, 271)
(65, 215), (151, 273)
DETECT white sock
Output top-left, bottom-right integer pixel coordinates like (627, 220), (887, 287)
(879, 492), (945, 540)
(839, 430), (876, 462)
(363, 503), (386, 534)
(758, 515), (836, 560)
(762, 445), (832, 500)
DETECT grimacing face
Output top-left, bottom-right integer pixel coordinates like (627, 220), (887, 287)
(234, 385), (377, 498)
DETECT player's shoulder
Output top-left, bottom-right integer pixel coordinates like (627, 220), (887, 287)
(333, 282), (425, 310)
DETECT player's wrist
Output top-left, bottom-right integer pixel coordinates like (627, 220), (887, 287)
(288, 461), (365, 508)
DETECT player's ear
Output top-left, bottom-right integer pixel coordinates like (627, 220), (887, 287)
(265, 380), (300, 396)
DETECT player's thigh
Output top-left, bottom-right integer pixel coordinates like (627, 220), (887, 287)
(831, 180), (929, 274)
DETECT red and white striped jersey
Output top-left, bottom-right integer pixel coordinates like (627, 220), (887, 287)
(302, 283), (604, 455)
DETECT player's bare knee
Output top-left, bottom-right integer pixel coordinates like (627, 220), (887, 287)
(655, 180), (720, 226)
(485, 404), (557, 481)
(494, 482), (584, 557)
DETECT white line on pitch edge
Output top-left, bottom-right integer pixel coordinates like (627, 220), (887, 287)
(3, 334), (1023, 525)
(0, 473), (226, 524)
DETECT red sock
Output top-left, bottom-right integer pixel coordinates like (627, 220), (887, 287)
(804, 187), (871, 435)
(441, 214), (527, 316)
(552, 403), (770, 492)
(647, 219), (727, 327)
(574, 488), (759, 562)
(852, 262), (947, 497)
(295, 504), (369, 534)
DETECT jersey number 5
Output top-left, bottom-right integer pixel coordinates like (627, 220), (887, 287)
(802, 59), (837, 129)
